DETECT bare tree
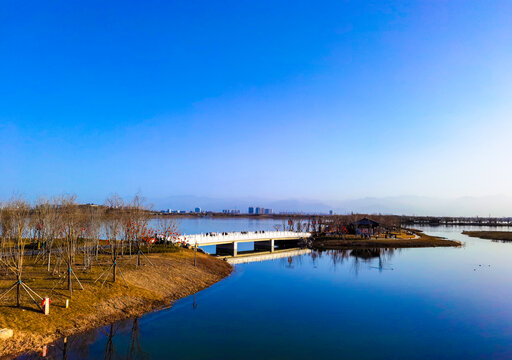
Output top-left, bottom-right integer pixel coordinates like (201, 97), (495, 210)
(58, 196), (84, 297)
(156, 217), (180, 246)
(0, 197), (42, 308)
(83, 205), (103, 269)
(126, 196), (153, 268)
(95, 195), (128, 286)
(33, 197), (60, 272)
(281, 218), (287, 232)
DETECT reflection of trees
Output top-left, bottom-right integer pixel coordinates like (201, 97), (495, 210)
(42, 318), (149, 360)
(102, 323), (116, 360)
(350, 248), (396, 273)
(278, 253), (304, 269)
(309, 250), (323, 268)
(66, 327), (102, 359)
(127, 317), (149, 360)
(310, 248), (397, 274)
(20, 326), (103, 359)
(327, 250), (350, 270)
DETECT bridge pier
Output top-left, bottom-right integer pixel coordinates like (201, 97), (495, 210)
(216, 242), (237, 257)
(254, 239), (274, 253)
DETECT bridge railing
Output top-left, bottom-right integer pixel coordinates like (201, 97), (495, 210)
(175, 230), (311, 246)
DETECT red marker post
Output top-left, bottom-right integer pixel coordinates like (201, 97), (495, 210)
(42, 298), (51, 315)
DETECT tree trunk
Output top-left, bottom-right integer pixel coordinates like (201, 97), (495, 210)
(16, 275), (21, 307)
(47, 250), (51, 272)
(68, 266), (72, 297)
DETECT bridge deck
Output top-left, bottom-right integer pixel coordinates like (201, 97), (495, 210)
(178, 231), (311, 246)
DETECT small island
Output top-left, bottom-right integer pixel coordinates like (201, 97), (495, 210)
(462, 231), (512, 242)
(311, 218), (461, 250)
(313, 229), (461, 250)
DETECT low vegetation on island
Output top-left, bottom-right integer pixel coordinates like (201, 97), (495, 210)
(308, 215), (461, 250)
(462, 231), (512, 242)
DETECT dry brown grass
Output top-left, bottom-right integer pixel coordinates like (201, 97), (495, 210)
(0, 248), (231, 358)
(462, 231), (512, 241)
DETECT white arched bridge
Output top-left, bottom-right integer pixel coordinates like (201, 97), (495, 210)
(177, 231), (312, 257)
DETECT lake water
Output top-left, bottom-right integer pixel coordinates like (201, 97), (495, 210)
(20, 222), (512, 359)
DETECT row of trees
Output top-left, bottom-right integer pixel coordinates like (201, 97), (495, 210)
(276, 214), (402, 235)
(0, 195), (180, 307)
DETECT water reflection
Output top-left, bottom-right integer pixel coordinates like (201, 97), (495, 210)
(278, 253), (305, 269)
(490, 239), (512, 244)
(18, 317), (148, 360)
(19, 248), (404, 360)
(307, 248), (397, 274)
(127, 318), (149, 360)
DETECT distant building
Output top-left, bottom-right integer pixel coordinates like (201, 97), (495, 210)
(250, 207), (273, 215)
(223, 209), (241, 214)
(167, 209), (172, 213)
(329, 210), (334, 215)
(195, 207), (201, 213)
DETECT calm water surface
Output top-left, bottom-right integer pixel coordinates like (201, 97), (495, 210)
(22, 222), (512, 359)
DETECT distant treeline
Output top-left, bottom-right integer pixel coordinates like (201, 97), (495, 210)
(401, 216), (512, 226)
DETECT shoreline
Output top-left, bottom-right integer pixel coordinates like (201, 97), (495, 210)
(0, 250), (232, 358)
(2, 229), (461, 357)
(462, 230), (512, 242)
(312, 229), (461, 250)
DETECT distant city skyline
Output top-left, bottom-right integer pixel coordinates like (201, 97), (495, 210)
(1, 1), (511, 213)
(144, 194), (512, 217)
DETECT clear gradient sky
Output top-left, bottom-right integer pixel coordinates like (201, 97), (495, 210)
(1, 1), (511, 206)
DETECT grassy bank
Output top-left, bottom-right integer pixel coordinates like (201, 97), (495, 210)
(313, 229), (461, 250)
(462, 231), (512, 241)
(0, 249), (231, 358)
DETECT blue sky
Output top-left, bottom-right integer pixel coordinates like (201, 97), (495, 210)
(1, 1), (511, 207)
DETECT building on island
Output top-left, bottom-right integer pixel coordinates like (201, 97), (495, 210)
(353, 217), (380, 237)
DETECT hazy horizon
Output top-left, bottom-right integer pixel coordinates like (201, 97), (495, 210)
(3, 192), (511, 218)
